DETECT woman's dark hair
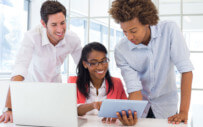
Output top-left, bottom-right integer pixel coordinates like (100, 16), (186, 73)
(40, 0), (66, 24)
(77, 42), (114, 98)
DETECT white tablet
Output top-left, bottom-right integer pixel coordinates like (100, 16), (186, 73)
(98, 99), (148, 118)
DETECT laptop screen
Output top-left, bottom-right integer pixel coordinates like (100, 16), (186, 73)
(10, 82), (78, 127)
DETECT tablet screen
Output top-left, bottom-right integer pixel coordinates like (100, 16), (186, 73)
(98, 99), (148, 118)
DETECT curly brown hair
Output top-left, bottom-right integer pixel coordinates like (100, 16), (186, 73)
(109, 0), (159, 25)
(40, 0), (66, 24)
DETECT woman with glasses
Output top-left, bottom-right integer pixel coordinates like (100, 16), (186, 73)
(68, 42), (127, 123)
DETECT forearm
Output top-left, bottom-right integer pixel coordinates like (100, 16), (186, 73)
(5, 89), (12, 108)
(128, 90), (143, 100)
(11, 75), (24, 81)
(179, 71), (193, 114)
(5, 75), (24, 108)
(77, 103), (94, 116)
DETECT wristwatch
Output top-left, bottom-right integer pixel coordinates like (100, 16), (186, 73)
(2, 107), (12, 113)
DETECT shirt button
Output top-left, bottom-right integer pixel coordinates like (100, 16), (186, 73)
(152, 87), (155, 91)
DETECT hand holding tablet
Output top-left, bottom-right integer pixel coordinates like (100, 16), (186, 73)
(98, 99), (148, 118)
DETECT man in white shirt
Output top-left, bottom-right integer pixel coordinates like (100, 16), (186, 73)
(0, 0), (82, 123)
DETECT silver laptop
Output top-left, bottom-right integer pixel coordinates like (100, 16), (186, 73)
(10, 82), (78, 127)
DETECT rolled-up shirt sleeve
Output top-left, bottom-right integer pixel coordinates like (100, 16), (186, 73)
(170, 22), (194, 73)
(11, 33), (34, 78)
(114, 47), (143, 93)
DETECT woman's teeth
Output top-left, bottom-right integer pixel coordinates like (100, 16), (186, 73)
(96, 70), (104, 74)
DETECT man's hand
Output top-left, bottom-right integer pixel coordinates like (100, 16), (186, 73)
(168, 112), (188, 124)
(117, 110), (138, 126)
(1, 75), (24, 123)
(168, 72), (192, 124)
(0, 111), (13, 123)
(168, 72), (192, 125)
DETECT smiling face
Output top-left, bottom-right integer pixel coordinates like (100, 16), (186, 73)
(120, 17), (151, 45)
(41, 12), (66, 46)
(83, 50), (108, 81)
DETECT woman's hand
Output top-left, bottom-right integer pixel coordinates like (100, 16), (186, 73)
(92, 101), (102, 110)
(102, 117), (117, 124)
(92, 101), (117, 124)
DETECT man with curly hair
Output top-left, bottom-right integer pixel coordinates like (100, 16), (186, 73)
(109, 0), (193, 126)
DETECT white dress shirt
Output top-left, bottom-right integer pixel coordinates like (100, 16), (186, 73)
(12, 25), (82, 82)
(115, 21), (194, 118)
(78, 81), (107, 115)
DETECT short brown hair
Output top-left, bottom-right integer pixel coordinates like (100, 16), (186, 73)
(40, 0), (66, 24)
(109, 0), (159, 25)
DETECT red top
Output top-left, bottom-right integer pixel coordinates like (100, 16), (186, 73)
(68, 76), (127, 104)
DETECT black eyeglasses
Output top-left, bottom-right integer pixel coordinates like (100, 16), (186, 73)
(86, 58), (110, 67)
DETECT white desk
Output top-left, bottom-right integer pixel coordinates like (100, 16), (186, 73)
(0, 115), (191, 127)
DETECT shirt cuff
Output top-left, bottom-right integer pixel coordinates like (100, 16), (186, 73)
(176, 60), (194, 73)
(11, 66), (27, 78)
(126, 80), (143, 93)
(77, 103), (83, 107)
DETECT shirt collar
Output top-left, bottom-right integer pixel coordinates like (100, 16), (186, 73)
(127, 39), (147, 50)
(128, 24), (161, 50)
(150, 24), (161, 39)
(90, 79), (106, 89)
(41, 25), (66, 47)
(41, 26), (50, 46)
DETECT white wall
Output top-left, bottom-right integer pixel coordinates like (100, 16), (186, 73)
(29, 0), (46, 29)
